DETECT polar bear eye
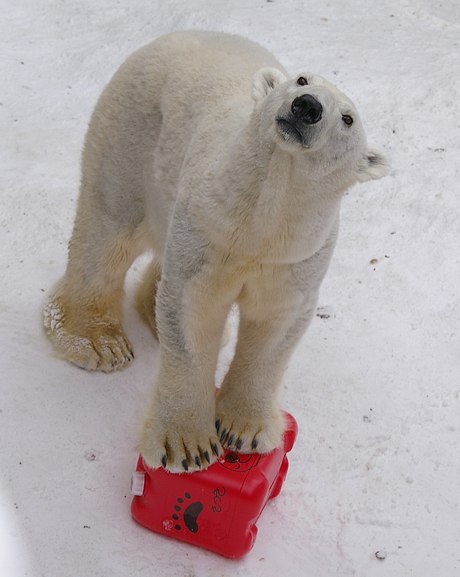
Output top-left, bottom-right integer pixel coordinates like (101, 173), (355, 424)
(297, 76), (308, 86)
(342, 115), (353, 126)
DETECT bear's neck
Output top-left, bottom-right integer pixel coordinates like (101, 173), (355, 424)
(198, 124), (346, 264)
(233, 121), (347, 218)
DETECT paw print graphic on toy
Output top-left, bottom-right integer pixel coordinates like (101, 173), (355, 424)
(171, 492), (203, 533)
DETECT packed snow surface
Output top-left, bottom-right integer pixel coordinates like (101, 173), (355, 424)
(1, 1), (459, 576)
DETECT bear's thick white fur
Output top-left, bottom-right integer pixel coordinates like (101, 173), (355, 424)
(43, 31), (390, 472)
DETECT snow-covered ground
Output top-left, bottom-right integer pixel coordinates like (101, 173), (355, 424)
(1, 1), (459, 575)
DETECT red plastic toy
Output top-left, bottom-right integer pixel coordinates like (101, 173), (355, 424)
(131, 411), (298, 558)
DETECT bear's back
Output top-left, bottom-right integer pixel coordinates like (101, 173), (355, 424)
(122, 31), (288, 115)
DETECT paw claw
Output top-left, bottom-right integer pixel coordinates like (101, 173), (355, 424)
(140, 417), (222, 473)
(215, 396), (284, 454)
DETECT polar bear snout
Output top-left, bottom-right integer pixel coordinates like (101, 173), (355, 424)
(291, 94), (323, 125)
(276, 93), (323, 148)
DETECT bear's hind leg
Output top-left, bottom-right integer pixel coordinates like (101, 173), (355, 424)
(44, 223), (149, 372)
(135, 258), (162, 339)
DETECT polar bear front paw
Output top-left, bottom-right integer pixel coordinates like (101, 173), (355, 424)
(215, 400), (285, 455)
(139, 417), (224, 473)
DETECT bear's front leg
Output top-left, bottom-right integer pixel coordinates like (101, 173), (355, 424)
(215, 261), (325, 455)
(140, 359), (222, 473)
(139, 219), (242, 472)
(215, 313), (310, 455)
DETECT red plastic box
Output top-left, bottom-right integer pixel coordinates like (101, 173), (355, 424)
(131, 412), (298, 558)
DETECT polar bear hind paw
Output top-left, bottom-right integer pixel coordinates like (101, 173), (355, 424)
(43, 294), (134, 372)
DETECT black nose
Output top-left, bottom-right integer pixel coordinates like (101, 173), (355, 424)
(291, 94), (322, 124)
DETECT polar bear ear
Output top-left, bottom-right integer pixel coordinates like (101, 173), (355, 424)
(355, 144), (391, 183)
(251, 67), (287, 103)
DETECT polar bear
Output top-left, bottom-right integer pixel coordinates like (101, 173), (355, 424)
(43, 31), (390, 473)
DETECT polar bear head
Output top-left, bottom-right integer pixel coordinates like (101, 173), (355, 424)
(251, 67), (390, 183)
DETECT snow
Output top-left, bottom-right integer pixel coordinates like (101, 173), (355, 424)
(1, 0), (459, 575)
